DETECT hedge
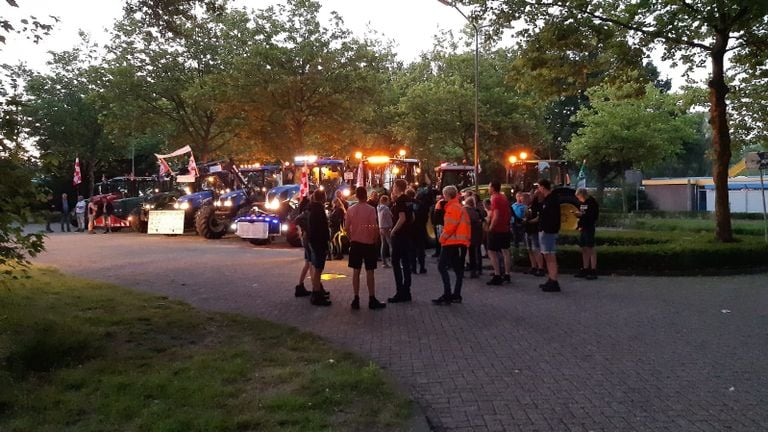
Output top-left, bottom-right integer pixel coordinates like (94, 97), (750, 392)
(513, 229), (768, 275)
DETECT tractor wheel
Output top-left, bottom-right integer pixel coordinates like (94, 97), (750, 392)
(195, 205), (226, 239)
(559, 194), (580, 232)
(286, 225), (302, 247)
(130, 208), (147, 233)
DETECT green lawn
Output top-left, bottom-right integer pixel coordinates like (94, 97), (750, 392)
(0, 267), (411, 432)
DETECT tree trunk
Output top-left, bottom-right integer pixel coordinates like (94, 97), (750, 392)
(709, 31), (734, 242)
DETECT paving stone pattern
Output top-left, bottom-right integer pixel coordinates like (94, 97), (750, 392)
(35, 231), (768, 431)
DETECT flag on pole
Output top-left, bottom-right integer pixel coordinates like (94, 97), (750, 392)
(576, 159), (587, 189)
(356, 161), (365, 188)
(73, 158), (82, 186)
(299, 167), (309, 198)
(159, 158), (172, 176)
(188, 153), (198, 177)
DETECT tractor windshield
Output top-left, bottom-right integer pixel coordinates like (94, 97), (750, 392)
(439, 170), (474, 190)
(201, 175), (228, 193)
(510, 161), (570, 192)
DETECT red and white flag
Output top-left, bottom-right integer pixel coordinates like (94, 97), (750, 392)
(188, 153), (198, 177)
(159, 158), (172, 176)
(73, 158), (82, 186)
(299, 167), (309, 198)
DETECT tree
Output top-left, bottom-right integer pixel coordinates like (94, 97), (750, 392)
(566, 83), (697, 198)
(469, 0), (768, 241)
(393, 34), (545, 177)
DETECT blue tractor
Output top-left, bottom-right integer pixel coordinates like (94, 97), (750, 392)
(195, 163), (283, 239)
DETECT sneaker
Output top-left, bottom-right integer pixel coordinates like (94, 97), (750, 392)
(368, 297), (386, 310)
(387, 294), (412, 303)
(431, 295), (452, 305)
(310, 291), (332, 306)
(450, 294), (463, 304)
(585, 269), (598, 280)
(574, 268), (587, 278)
(294, 284), (311, 297)
(351, 296), (360, 310)
(486, 275), (503, 286)
(503, 274), (511, 283)
(540, 279), (561, 292)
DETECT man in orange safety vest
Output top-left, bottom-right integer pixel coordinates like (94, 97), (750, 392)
(432, 185), (471, 305)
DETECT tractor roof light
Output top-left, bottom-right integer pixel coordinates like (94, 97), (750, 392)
(354, 151), (363, 160)
(398, 149), (406, 157)
(294, 155), (318, 163)
(508, 155), (518, 164)
(519, 152), (528, 160)
(367, 156), (390, 164)
(391, 166), (400, 175)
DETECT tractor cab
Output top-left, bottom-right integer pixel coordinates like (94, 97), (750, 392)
(289, 156), (348, 199)
(435, 163), (476, 192)
(354, 152), (422, 194)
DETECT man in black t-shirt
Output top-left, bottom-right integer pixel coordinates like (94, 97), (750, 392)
(574, 188), (599, 280)
(537, 179), (561, 292)
(388, 179), (413, 303)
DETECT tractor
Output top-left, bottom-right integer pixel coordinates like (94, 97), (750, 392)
(195, 163), (283, 239)
(74, 176), (155, 231)
(352, 152), (422, 195)
(128, 175), (187, 233)
(506, 154), (580, 230)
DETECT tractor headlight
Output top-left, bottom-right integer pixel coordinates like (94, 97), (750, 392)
(180, 201), (190, 210)
(230, 223), (237, 231)
(266, 198), (280, 210)
(224, 199), (233, 207)
(281, 223), (288, 232)
(173, 202), (180, 209)
(342, 189), (350, 197)
(143, 203), (152, 210)
(261, 187), (267, 192)
(214, 200), (221, 207)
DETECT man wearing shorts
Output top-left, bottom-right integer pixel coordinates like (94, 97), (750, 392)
(574, 188), (599, 280)
(486, 181), (512, 285)
(524, 191), (545, 276)
(537, 179), (561, 292)
(345, 187), (386, 310)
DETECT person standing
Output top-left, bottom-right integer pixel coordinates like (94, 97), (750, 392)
(103, 199), (114, 233)
(87, 199), (98, 234)
(328, 197), (346, 260)
(367, 190), (379, 208)
(345, 187), (386, 310)
(377, 195), (394, 268)
(486, 181), (512, 285)
(388, 179), (413, 303)
(574, 188), (599, 280)
(294, 196), (313, 297)
(524, 192), (545, 276)
(45, 193), (55, 233)
(463, 196), (484, 278)
(75, 195), (87, 232)
(511, 192), (527, 260)
(537, 179), (561, 292)
(59, 193), (71, 232)
(408, 188), (428, 274)
(308, 189), (332, 306)
(432, 186), (471, 305)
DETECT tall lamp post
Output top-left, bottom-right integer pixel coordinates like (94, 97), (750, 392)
(437, 0), (480, 193)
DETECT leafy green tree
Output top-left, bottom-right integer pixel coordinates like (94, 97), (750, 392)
(468, 0), (768, 241)
(393, 35), (545, 178)
(567, 83), (697, 198)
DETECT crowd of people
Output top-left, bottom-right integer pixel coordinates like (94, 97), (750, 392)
(45, 193), (116, 234)
(293, 178), (600, 309)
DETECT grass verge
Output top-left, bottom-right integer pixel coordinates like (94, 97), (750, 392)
(0, 267), (411, 432)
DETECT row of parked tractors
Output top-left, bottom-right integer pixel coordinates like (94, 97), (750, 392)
(76, 153), (581, 247)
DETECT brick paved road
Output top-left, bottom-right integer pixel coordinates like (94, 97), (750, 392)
(34, 230), (768, 431)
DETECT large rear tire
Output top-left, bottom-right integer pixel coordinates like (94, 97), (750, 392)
(130, 208), (147, 233)
(195, 205), (226, 239)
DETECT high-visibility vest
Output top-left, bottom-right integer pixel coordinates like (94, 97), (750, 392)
(440, 197), (471, 247)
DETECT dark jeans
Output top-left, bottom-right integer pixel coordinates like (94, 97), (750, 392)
(438, 245), (466, 297)
(410, 230), (426, 272)
(60, 211), (71, 232)
(468, 243), (482, 274)
(432, 225), (443, 255)
(391, 234), (412, 296)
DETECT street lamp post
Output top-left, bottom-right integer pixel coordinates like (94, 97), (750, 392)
(438, 0), (480, 193)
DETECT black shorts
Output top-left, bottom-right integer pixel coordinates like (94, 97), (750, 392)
(348, 241), (377, 270)
(579, 228), (596, 248)
(487, 231), (511, 252)
(309, 244), (327, 270)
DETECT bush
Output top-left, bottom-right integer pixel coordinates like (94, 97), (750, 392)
(515, 228), (768, 275)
